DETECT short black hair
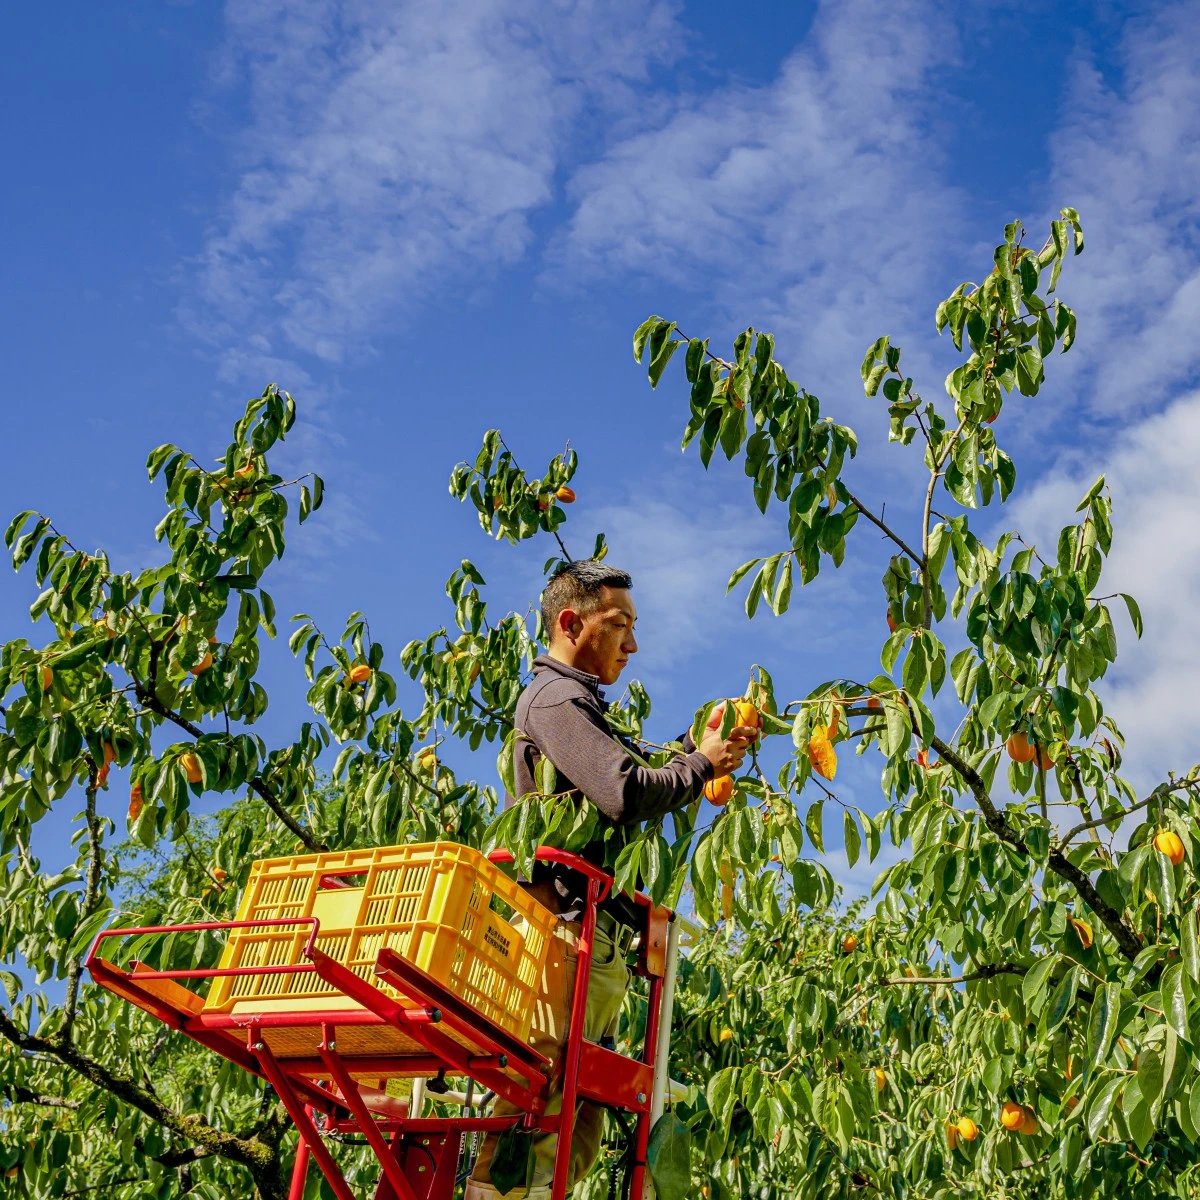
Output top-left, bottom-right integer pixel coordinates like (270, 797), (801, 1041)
(541, 561), (633, 643)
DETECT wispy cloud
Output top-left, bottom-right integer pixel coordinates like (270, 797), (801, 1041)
(1006, 391), (1200, 787)
(1040, 0), (1200, 419)
(186, 0), (683, 371)
(994, 2), (1200, 787)
(549, 0), (962, 401)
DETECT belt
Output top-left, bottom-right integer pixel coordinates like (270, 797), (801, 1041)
(596, 908), (636, 957)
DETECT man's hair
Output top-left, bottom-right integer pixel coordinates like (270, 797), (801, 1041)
(541, 561), (633, 642)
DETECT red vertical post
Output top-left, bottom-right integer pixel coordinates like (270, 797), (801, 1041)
(550, 877), (599, 1200)
(288, 1126), (311, 1200)
(252, 1039), (358, 1200)
(318, 1036), (421, 1200)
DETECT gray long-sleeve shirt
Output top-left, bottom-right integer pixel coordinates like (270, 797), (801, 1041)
(511, 656), (714, 914)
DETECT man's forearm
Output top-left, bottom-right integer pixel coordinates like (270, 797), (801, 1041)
(526, 698), (711, 825)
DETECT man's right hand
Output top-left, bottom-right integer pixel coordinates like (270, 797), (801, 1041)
(698, 726), (757, 777)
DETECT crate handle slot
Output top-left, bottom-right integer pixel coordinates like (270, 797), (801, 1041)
(317, 871), (368, 891)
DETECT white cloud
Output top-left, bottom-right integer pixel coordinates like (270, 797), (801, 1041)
(187, 0), (683, 370)
(549, 0), (962, 402)
(588, 494), (777, 679)
(1040, 1), (1200, 418)
(984, 3), (1200, 790)
(1006, 392), (1200, 786)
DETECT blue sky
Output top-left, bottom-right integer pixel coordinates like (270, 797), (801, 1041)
(3, 0), (1200, 902)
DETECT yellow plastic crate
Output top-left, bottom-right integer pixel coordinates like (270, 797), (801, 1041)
(204, 842), (555, 1044)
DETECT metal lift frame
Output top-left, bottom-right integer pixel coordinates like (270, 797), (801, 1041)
(86, 847), (684, 1200)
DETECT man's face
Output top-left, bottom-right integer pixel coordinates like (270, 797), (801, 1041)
(563, 586), (638, 685)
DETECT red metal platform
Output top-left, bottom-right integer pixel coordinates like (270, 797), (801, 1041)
(86, 847), (679, 1200)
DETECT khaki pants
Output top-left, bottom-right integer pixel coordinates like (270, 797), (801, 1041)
(471, 919), (630, 1194)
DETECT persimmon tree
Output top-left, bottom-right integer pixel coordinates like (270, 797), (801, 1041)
(1, 208), (1196, 1200)
(608, 208), (1200, 1199)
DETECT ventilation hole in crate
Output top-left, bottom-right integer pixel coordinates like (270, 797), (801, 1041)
(261, 878), (286, 905)
(356, 932), (383, 968)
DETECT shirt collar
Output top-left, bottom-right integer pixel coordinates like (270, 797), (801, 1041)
(533, 654), (604, 699)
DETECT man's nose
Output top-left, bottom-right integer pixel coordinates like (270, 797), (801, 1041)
(623, 632), (638, 654)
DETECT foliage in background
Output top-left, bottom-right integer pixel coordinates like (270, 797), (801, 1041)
(2, 209), (1199, 1199)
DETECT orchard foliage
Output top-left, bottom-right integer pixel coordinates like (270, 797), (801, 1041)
(0, 208), (1195, 1200)
(617, 209), (1200, 1198)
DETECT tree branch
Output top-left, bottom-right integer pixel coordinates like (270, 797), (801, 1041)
(133, 681), (326, 854)
(247, 777), (325, 853)
(843, 490), (924, 565)
(931, 734), (1143, 962)
(0, 1008), (277, 1174)
(62, 767), (105, 1043)
(883, 963), (1026, 987)
(1060, 796), (1151, 848)
(4, 1085), (80, 1109)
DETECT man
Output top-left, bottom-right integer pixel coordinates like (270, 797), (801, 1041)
(467, 561), (755, 1199)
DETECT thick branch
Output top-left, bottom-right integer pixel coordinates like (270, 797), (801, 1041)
(152, 1145), (217, 1169)
(247, 778), (326, 853)
(4, 1085), (80, 1109)
(0, 1009), (277, 1172)
(931, 734), (1143, 962)
(930, 736), (1024, 851)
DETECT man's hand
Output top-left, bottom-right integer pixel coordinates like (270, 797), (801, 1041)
(698, 726), (757, 776)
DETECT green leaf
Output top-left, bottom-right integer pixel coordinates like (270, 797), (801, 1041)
(1150, 846), (1177, 913)
(1089, 981), (1122, 1067)
(1161, 962), (1190, 1043)
(1126, 1088), (1155, 1151)
(707, 1066), (741, 1132)
(1136, 1041), (1166, 1128)
(497, 730), (517, 799)
(727, 557), (762, 594)
(744, 562), (766, 620)
(1045, 965), (1079, 1033)
(633, 315), (662, 362)
(1022, 955), (1056, 1011)
(982, 1056), (1004, 1096)
(843, 809), (860, 869)
(772, 557), (794, 615)
(535, 756), (557, 797)
(3, 510), (36, 549)
(1183, 910), (1200, 984)
(902, 635), (928, 698)
(883, 701), (911, 758)
(0, 970), (21, 1004)
(1119, 593), (1143, 638)
(648, 333), (682, 388)
(646, 1113), (692, 1200)
(1086, 1074), (1123, 1140)
(805, 801), (824, 855)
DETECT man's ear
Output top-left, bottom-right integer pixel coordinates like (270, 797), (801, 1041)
(554, 609), (573, 648)
(557, 607), (581, 644)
